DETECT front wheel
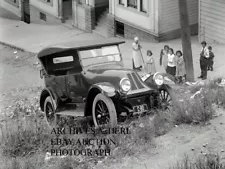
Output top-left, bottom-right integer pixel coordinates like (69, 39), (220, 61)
(159, 86), (173, 112)
(92, 93), (117, 128)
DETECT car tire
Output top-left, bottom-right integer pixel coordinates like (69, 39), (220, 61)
(92, 93), (117, 128)
(44, 96), (57, 128)
(159, 85), (173, 112)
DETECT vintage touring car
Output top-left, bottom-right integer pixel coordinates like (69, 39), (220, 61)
(37, 39), (173, 128)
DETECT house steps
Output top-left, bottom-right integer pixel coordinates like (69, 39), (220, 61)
(93, 8), (109, 37)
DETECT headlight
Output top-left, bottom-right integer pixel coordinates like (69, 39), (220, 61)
(120, 78), (131, 92)
(153, 72), (164, 86)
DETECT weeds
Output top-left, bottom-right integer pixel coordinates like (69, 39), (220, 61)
(170, 153), (225, 169)
(1, 78), (225, 169)
(171, 78), (225, 125)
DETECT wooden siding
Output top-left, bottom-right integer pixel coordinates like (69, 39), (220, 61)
(199, 0), (225, 44)
(0, 0), (21, 17)
(159, 0), (198, 34)
(113, 0), (158, 34)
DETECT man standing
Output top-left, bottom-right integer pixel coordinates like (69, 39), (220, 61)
(132, 37), (143, 71)
(198, 41), (209, 80)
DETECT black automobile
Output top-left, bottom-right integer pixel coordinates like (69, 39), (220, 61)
(37, 39), (173, 128)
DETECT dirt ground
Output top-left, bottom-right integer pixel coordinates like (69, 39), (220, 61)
(0, 44), (43, 111)
(0, 44), (225, 169)
(96, 110), (225, 169)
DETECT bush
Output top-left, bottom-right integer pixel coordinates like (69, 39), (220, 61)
(173, 93), (214, 125)
(170, 153), (225, 169)
(170, 78), (225, 125)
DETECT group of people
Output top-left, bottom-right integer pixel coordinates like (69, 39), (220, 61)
(132, 37), (215, 83)
(198, 41), (215, 80)
(132, 37), (186, 84)
(159, 45), (186, 83)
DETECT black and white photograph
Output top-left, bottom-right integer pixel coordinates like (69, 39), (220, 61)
(0, 0), (225, 168)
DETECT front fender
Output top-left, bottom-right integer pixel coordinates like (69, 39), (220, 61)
(84, 82), (116, 117)
(143, 73), (175, 89)
(91, 82), (116, 97)
(39, 87), (59, 112)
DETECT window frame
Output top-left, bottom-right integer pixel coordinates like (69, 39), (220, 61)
(119, 0), (125, 6)
(127, 0), (137, 9)
(40, 12), (47, 22)
(39, 0), (53, 6)
(140, 0), (147, 13)
(53, 56), (74, 64)
(118, 0), (148, 14)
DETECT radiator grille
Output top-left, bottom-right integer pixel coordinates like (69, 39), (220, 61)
(127, 72), (145, 90)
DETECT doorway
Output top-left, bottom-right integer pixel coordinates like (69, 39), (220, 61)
(22, 0), (30, 24)
(63, 0), (72, 20)
(116, 21), (124, 37)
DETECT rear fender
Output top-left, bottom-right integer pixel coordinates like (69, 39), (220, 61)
(39, 87), (59, 112)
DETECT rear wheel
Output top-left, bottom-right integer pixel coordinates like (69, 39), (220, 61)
(44, 96), (57, 128)
(92, 93), (117, 128)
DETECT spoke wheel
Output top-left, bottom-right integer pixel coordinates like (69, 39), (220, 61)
(92, 93), (117, 128)
(159, 88), (172, 112)
(44, 96), (57, 128)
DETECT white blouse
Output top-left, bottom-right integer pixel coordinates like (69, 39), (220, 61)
(167, 54), (176, 67)
(201, 47), (209, 58)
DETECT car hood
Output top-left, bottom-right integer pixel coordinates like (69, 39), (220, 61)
(84, 67), (151, 91)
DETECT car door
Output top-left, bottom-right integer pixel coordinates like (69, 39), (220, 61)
(66, 54), (87, 103)
(49, 55), (74, 100)
(66, 73), (87, 102)
(52, 76), (68, 100)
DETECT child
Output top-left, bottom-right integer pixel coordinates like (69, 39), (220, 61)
(160, 45), (170, 72)
(166, 48), (176, 76)
(175, 50), (186, 84)
(207, 46), (215, 71)
(145, 50), (156, 75)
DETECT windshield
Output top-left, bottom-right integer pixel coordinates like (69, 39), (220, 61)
(79, 45), (121, 67)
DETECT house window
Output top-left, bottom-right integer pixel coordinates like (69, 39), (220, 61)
(40, 0), (53, 5)
(5, 0), (19, 7)
(116, 21), (124, 37)
(77, 0), (82, 4)
(40, 12), (46, 21)
(127, 0), (137, 8)
(140, 0), (147, 13)
(119, 0), (125, 5)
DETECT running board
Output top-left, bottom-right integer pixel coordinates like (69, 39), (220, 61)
(56, 103), (85, 117)
(56, 110), (84, 117)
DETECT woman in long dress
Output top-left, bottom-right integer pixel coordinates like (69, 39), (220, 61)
(132, 37), (143, 71)
(145, 50), (156, 75)
(160, 45), (169, 72)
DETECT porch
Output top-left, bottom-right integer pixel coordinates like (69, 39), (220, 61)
(59, 0), (109, 35)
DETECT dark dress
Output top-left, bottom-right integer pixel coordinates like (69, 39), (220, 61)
(199, 47), (209, 79)
(208, 51), (215, 70)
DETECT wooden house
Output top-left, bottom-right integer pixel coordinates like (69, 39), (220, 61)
(107, 0), (199, 42)
(199, 0), (225, 44)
